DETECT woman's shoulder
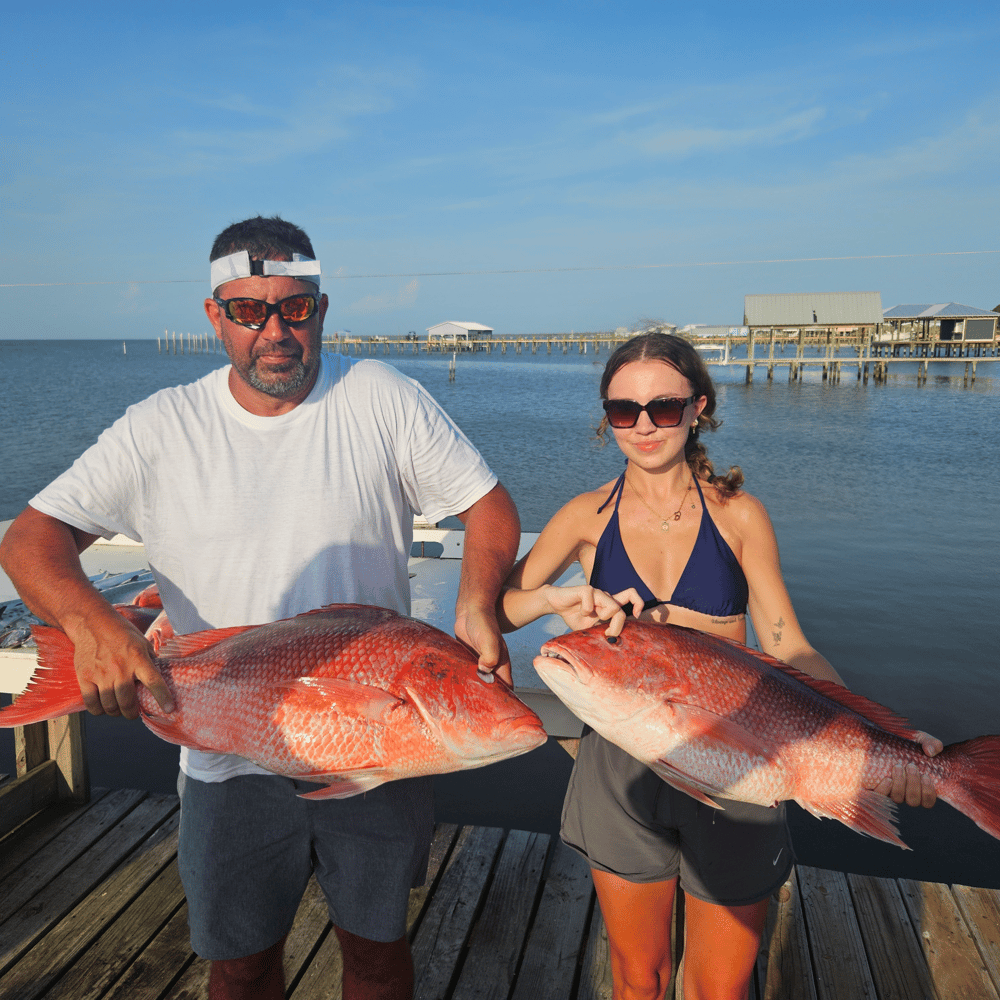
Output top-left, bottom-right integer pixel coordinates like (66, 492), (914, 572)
(547, 478), (619, 527)
(701, 480), (773, 532)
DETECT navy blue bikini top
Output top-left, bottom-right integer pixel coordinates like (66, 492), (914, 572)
(590, 468), (749, 618)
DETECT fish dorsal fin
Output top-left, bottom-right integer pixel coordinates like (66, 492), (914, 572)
(157, 625), (259, 659)
(298, 603), (400, 619)
(707, 633), (920, 741)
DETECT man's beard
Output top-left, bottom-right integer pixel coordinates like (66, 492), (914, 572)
(247, 356), (311, 397)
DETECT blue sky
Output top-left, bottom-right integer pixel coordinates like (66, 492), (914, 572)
(4, 1), (998, 339)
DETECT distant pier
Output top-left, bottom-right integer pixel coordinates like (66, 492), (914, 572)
(321, 329), (999, 385)
(151, 327), (998, 385)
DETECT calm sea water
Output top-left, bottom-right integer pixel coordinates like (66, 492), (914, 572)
(2, 339), (999, 885)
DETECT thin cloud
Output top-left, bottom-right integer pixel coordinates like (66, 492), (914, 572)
(348, 278), (420, 314)
(619, 107), (827, 157)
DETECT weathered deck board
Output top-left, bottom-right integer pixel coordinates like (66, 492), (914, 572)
(3, 793), (1000, 1000)
(508, 842), (595, 1000)
(0, 791), (175, 977)
(0, 789), (111, 885)
(42, 854), (185, 1000)
(759, 867), (817, 1000)
(953, 885), (1000, 997)
(411, 825), (506, 1000)
(576, 904), (612, 1000)
(797, 866), (877, 999)
(899, 877), (1000, 1000)
(450, 829), (549, 1000)
(847, 871), (937, 1000)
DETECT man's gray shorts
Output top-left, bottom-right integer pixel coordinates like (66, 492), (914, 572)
(177, 771), (434, 959)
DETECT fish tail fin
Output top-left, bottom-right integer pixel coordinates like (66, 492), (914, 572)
(938, 736), (1000, 842)
(0, 626), (86, 725)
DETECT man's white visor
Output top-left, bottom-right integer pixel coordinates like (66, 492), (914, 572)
(211, 251), (322, 294)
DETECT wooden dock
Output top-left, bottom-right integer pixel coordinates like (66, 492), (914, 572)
(3, 786), (1000, 1000)
(320, 331), (998, 387)
(151, 328), (998, 387)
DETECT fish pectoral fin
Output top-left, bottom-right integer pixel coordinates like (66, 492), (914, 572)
(295, 770), (393, 800)
(649, 759), (726, 808)
(402, 685), (476, 757)
(671, 704), (775, 761)
(797, 790), (908, 850)
(278, 677), (405, 723)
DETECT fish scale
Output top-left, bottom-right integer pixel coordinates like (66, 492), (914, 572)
(535, 620), (1000, 849)
(2, 603), (548, 800)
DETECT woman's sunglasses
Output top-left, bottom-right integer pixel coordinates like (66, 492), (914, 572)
(602, 396), (696, 428)
(214, 294), (319, 330)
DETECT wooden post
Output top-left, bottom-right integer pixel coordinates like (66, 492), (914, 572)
(48, 714), (90, 802)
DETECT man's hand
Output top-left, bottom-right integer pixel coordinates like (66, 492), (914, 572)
(0, 507), (174, 720)
(873, 731), (941, 808)
(455, 606), (513, 686)
(66, 609), (173, 719)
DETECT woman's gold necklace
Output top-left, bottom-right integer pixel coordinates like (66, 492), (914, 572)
(627, 475), (696, 532)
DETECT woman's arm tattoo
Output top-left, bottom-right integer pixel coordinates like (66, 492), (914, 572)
(772, 616), (785, 645)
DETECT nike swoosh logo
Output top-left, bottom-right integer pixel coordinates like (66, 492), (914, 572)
(773, 848), (784, 866)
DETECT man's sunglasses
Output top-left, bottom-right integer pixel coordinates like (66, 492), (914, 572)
(214, 294), (319, 330)
(602, 396), (696, 428)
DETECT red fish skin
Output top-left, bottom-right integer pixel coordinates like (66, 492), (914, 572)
(130, 583), (162, 608)
(2, 605), (547, 797)
(534, 621), (1000, 849)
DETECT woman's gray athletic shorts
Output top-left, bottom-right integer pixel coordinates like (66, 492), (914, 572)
(177, 771), (434, 959)
(561, 730), (793, 906)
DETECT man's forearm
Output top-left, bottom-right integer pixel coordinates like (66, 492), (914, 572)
(455, 484), (520, 615)
(0, 507), (112, 637)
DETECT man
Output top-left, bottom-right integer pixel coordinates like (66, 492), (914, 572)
(0, 216), (521, 1000)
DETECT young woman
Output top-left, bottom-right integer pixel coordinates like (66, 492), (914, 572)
(499, 333), (939, 1000)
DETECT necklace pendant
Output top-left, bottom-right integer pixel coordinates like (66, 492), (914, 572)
(673, 511), (682, 521)
(660, 521), (670, 532)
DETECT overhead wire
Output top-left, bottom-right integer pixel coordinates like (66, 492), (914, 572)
(1, 249), (997, 288)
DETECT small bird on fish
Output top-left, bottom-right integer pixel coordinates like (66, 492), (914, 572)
(1, 604), (548, 798)
(534, 621), (1000, 849)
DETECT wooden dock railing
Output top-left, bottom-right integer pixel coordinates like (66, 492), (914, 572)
(1, 714), (90, 838)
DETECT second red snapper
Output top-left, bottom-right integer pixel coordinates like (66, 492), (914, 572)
(2, 604), (547, 798)
(534, 621), (1000, 848)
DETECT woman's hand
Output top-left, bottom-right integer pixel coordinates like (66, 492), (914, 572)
(873, 731), (941, 808)
(545, 585), (645, 636)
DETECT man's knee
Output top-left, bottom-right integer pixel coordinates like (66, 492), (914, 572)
(334, 925), (413, 987)
(209, 935), (286, 999)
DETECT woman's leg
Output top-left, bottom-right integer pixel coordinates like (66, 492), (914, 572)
(591, 869), (678, 1000)
(680, 895), (770, 1000)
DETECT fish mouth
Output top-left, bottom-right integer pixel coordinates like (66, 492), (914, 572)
(534, 646), (594, 685)
(475, 714), (547, 763)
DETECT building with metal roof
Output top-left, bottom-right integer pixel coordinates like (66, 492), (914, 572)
(882, 303), (997, 343)
(744, 292), (883, 329)
(426, 321), (493, 344)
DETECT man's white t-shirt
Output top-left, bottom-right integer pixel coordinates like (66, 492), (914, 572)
(31, 353), (498, 782)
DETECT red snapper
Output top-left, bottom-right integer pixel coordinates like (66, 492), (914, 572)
(534, 621), (1000, 849)
(2, 604), (547, 798)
